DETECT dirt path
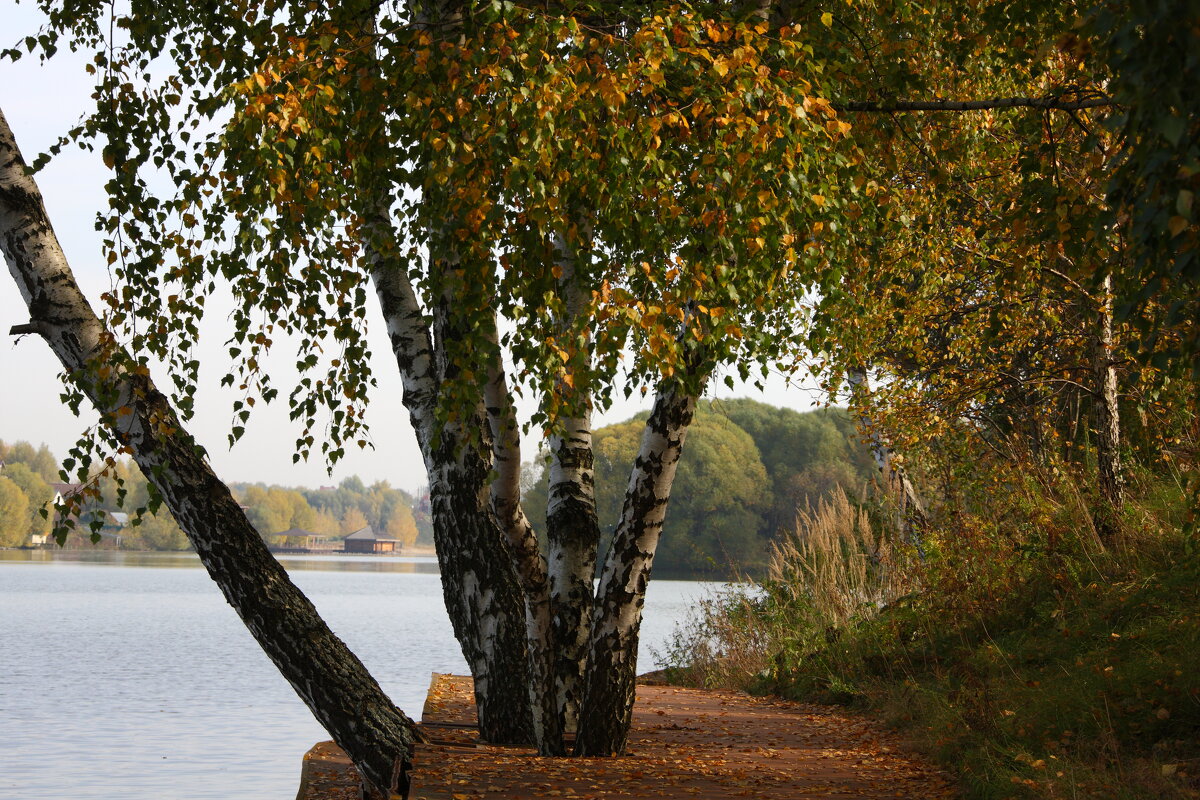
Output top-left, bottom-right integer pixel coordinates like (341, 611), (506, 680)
(297, 674), (957, 799)
(410, 674), (955, 800)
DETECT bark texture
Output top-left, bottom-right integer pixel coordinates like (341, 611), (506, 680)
(0, 107), (423, 799)
(847, 368), (927, 541)
(367, 223), (534, 745)
(486, 349), (564, 754)
(544, 230), (601, 735)
(1093, 273), (1124, 539)
(546, 411), (600, 735)
(575, 388), (699, 756)
(425, 450), (536, 745)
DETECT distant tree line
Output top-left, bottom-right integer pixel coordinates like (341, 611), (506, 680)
(0, 441), (58, 547)
(0, 440), (190, 549)
(229, 476), (427, 549)
(0, 439), (427, 551)
(523, 399), (876, 577)
(5, 401), (869, 562)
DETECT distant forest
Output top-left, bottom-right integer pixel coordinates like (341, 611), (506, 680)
(227, 477), (429, 549)
(2, 399), (873, 575)
(523, 399), (876, 577)
(0, 439), (429, 551)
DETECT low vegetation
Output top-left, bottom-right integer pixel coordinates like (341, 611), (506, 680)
(659, 458), (1199, 799)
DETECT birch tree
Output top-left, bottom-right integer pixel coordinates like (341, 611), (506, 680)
(1, 108), (424, 798)
(7, 0), (846, 759)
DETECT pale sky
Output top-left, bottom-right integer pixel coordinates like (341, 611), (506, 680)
(0, 3), (828, 494)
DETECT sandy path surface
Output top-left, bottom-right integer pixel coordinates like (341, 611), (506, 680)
(405, 674), (957, 800)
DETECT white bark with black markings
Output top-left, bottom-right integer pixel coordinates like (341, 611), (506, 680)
(544, 230), (602, 735)
(485, 343), (564, 754)
(0, 107), (423, 799)
(575, 387), (699, 756)
(367, 224), (534, 745)
(546, 409), (600, 734)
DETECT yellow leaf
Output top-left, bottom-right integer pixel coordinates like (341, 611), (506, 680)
(1168, 215), (1189, 237)
(821, 11), (833, 26)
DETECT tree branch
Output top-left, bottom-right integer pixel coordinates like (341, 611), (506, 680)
(836, 95), (1112, 113)
(9, 321), (44, 336)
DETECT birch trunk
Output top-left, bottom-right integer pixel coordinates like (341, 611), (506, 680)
(546, 411), (600, 735)
(353, 0), (533, 728)
(1093, 273), (1124, 539)
(367, 230), (533, 745)
(574, 387), (699, 756)
(486, 344), (564, 754)
(544, 230), (601, 735)
(0, 107), (423, 799)
(847, 368), (927, 541)
(425, 448), (535, 744)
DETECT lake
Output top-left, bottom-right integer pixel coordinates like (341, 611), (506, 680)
(0, 550), (716, 800)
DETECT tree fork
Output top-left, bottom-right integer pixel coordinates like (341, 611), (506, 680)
(0, 106), (424, 799)
(575, 387), (700, 756)
(835, 94), (1112, 113)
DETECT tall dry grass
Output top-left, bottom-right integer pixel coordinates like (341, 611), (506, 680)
(656, 486), (907, 690)
(767, 487), (908, 627)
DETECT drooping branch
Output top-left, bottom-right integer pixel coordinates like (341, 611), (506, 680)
(0, 106), (424, 799)
(835, 94), (1112, 113)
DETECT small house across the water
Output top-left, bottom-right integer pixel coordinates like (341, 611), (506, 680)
(343, 526), (399, 554)
(268, 528), (338, 553)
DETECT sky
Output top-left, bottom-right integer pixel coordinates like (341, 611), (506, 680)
(0, 4), (829, 494)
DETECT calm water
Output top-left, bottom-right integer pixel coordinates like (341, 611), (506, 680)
(0, 550), (714, 800)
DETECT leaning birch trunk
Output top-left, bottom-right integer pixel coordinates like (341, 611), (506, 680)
(846, 367), (927, 541)
(0, 107), (423, 799)
(485, 337), (564, 754)
(367, 225), (533, 745)
(544, 230), (601, 735)
(574, 387), (700, 756)
(1092, 272), (1124, 539)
